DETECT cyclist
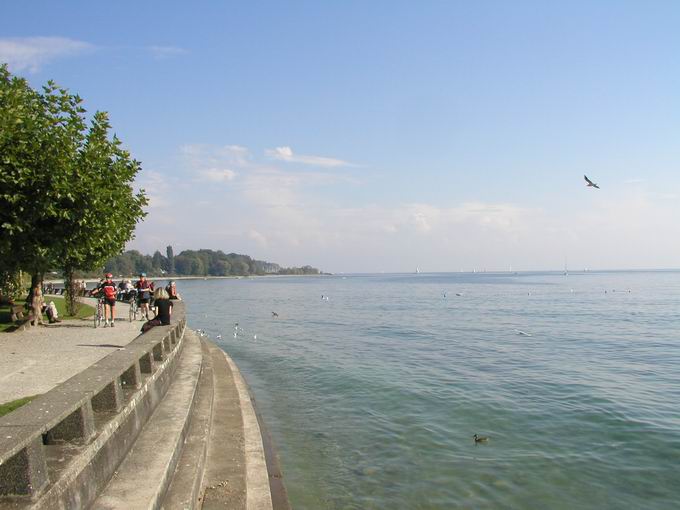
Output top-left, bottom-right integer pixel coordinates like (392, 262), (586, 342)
(135, 273), (154, 320)
(95, 273), (117, 327)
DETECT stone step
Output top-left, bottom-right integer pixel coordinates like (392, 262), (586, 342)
(161, 340), (215, 510)
(91, 330), (203, 510)
(200, 343), (273, 510)
(198, 342), (247, 510)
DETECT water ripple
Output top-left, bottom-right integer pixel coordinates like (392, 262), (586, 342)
(186, 271), (680, 510)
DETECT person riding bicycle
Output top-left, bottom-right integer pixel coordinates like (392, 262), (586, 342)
(95, 273), (117, 327)
(135, 273), (154, 320)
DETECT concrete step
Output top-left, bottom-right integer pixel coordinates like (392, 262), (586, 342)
(91, 330), (203, 510)
(161, 340), (215, 510)
(200, 343), (273, 510)
(198, 343), (247, 510)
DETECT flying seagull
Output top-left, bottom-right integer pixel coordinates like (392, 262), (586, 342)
(584, 175), (600, 189)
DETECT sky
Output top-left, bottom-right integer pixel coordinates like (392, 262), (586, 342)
(3, 1), (680, 273)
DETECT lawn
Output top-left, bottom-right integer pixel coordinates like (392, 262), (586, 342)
(0, 296), (94, 332)
(0, 395), (39, 418)
(48, 295), (94, 320)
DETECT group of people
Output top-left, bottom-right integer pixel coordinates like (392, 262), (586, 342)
(93, 273), (181, 328)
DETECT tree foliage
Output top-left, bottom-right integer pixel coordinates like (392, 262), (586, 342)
(0, 65), (147, 311)
(103, 248), (319, 277)
(0, 65), (84, 277)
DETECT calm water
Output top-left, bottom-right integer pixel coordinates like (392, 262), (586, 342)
(179, 271), (680, 509)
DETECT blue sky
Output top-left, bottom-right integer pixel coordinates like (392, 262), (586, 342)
(3, 1), (680, 272)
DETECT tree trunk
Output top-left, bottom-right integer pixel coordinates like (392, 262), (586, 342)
(63, 268), (80, 316)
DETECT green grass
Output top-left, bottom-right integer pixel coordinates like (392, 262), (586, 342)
(48, 295), (94, 320)
(0, 296), (94, 332)
(0, 395), (39, 418)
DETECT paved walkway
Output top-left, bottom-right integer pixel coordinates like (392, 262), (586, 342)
(0, 297), (144, 403)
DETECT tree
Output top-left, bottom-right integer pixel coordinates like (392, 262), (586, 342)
(152, 250), (165, 272)
(166, 245), (175, 274)
(58, 111), (147, 313)
(0, 65), (88, 311)
(0, 65), (147, 314)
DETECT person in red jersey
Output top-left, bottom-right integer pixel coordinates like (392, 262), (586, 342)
(96, 273), (118, 327)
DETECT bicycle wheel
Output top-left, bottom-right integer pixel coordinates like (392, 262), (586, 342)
(94, 302), (101, 328)
(129, 299), (137, 322)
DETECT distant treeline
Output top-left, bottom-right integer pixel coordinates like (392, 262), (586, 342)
(102, 246), (320, 277)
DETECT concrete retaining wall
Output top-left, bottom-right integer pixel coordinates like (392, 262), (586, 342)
(0, 302), (187, 509)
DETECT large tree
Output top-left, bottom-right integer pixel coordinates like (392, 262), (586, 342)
(57, 111), (147, 313)
(0, 65), (147, 315)
(1, 65), (86, 312)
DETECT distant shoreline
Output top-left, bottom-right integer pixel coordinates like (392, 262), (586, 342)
(44, 273), (329, 285)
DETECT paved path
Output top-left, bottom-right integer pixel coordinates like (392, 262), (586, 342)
(0, 297), (144, 403)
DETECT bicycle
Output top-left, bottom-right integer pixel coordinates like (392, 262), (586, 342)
(128, 291), (139, 322)
(94, 297), (105, 328)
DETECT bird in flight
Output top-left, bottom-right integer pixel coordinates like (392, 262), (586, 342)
(584, 175), (600, 189)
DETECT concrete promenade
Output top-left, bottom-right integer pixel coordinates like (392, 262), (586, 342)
(0, 297), (286, 508)
(0, 297), (141, 404)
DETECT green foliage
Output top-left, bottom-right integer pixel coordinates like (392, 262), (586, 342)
(166, 245), (175, 273)
(0, 270), (23, 303)
(0, 65), (86, 276)
(0, 64), (147, 311)
(58, 110), (147, 274)
(101, 248), (320, 277)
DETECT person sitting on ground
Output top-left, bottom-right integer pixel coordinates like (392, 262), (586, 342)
(165, 280), (181, 300)
(42, 300), (61, 323)
(135, 273), (154, 320)
(95, 273), (117, 327)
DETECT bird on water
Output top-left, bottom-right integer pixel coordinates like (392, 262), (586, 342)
(473, 434), (489, 443)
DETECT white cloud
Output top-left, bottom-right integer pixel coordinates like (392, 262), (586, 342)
(199, 168), (237, 182)
(266, 146), (353, 168)
(0, 37), (93, 73)
(147, 45), (188, 60)
(181, 144), (251, 169)
(248, 229), (268, 247)
(136, 170), (173, 210)
(130, 141), (680, 272)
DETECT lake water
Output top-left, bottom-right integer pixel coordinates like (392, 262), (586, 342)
(178, 271), (680, 509)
